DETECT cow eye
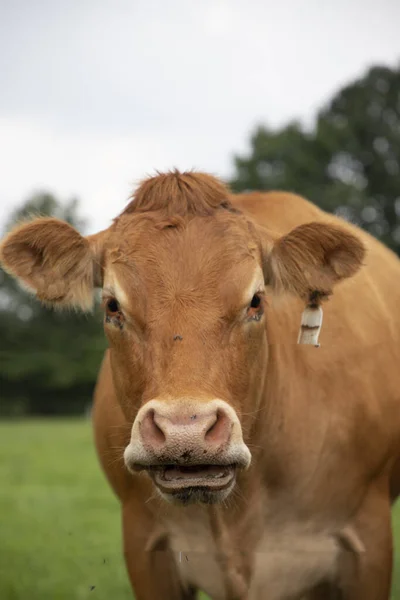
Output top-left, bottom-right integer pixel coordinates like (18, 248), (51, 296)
(250, 294), (261, 309)
(104, 297), (124, 329)
(106, 298), (120, 314)
(247, 293), (264, 321)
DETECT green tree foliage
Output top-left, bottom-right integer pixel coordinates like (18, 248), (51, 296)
(0, 194), (106, 416)
(231, 63), (400, 254)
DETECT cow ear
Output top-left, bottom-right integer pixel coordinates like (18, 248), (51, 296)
(263, 222), (366, 300)
(261, 222), (365, 346)
(0, 218), (105, 311)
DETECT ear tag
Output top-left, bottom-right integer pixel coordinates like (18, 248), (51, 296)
(297, 303), (323, 347)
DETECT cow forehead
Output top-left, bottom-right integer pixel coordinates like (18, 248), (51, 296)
(107, 213), (258, 277)
(103, 213), (263, 306)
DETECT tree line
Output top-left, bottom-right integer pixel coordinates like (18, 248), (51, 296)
(1, 62), (399, 416)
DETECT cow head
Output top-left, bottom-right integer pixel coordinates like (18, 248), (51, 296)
(0, 171), (365, 504)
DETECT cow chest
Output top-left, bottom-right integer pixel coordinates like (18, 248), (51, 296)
(161, 506), (341, 600)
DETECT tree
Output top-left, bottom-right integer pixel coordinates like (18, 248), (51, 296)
(316, 65), (400, 249)
(0, 193), (106, 416)
(230, 63), (400, 254)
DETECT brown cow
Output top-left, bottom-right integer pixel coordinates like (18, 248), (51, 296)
(1, 170), (400, 600)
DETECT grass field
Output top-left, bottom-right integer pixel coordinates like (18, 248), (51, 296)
(1, 420), (400, 600)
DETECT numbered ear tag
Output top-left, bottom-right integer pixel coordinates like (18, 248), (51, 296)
(297, 304), (323, 347)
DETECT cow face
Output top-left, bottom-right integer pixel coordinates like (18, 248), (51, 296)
(0, 172), (365, 505)
(102, 211), (266, 503)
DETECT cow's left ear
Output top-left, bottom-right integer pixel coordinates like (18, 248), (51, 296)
(0, 218), (105, 311)
(261, 222), (366, 345)
(262, 222), (365, 299)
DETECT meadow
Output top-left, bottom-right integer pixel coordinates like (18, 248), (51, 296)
(1, 419), (400, 600)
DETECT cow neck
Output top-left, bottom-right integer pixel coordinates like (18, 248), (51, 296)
(208, 505), (249, 600)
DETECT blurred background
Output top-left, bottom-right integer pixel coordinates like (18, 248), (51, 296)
(1, 1), (400, 599)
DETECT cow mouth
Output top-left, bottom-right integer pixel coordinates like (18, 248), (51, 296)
(148, 464), (236, 492)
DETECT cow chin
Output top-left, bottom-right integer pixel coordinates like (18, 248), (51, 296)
(156, 483), (236, 505)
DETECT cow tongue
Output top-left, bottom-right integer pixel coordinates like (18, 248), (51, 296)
(163, 465), (229, 481)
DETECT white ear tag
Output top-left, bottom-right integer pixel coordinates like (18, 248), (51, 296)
(297, 304), (323, 347)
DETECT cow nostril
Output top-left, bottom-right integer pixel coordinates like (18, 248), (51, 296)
(141, 409), (166, 445)
(204, 409), (230, 445)
(153, 423), (165, 443)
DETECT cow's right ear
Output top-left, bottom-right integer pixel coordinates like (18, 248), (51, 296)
(0, 218), (105, 311)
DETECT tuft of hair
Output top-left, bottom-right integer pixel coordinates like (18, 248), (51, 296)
(120, 170), (234, 218)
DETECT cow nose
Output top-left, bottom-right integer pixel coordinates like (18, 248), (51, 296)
(139, 404), (232, 454)
(125, 398), (252, 473)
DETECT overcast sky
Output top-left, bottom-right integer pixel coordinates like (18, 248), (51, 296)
(1, 0), (399, 234)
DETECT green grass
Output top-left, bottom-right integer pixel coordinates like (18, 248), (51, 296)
(0, 419), (400, 599)
(0, 419), (132, 600)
